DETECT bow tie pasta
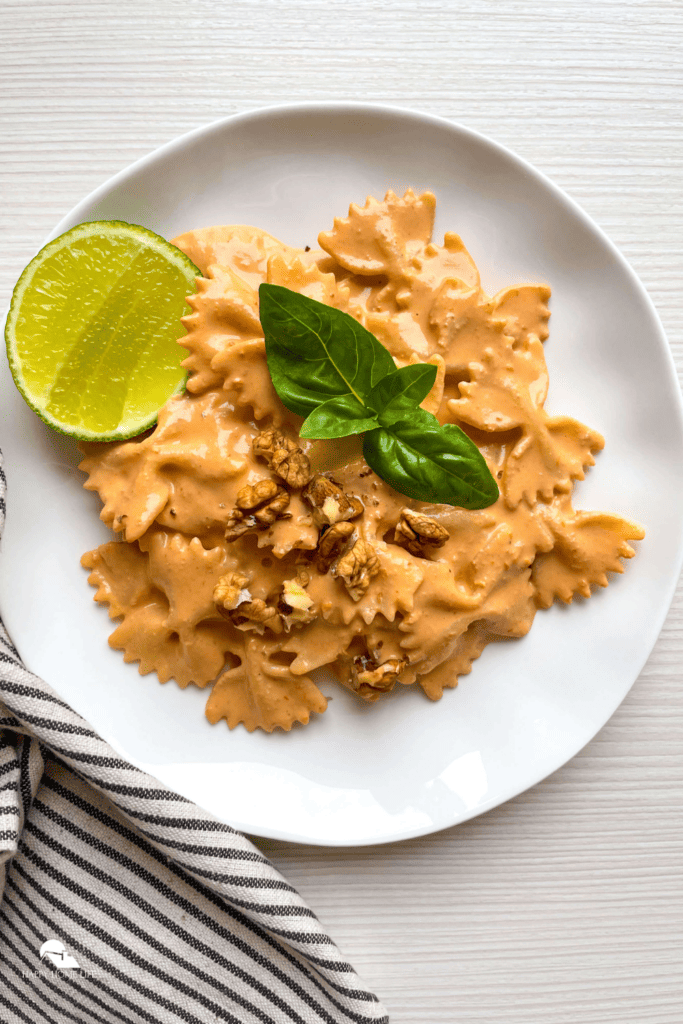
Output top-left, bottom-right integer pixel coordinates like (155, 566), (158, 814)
(80, 190), (644, 733)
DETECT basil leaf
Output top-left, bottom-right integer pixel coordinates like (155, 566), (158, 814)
(259, 283), (396, 417)
(260, 282), (498, 509)
(363, 409), (499, 509)
(369, 363), (438, 422)
(300, 395), (380, 439)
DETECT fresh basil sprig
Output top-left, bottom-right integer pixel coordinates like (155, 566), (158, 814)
(259, 283), (498, 509)
(260, 282), (395, 417)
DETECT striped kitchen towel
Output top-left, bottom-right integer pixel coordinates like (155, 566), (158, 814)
(0, 457), (388, 1024)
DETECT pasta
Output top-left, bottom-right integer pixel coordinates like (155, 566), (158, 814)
(80, 190), (645, 732)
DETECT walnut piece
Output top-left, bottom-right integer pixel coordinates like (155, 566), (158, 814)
(225, 480), (291, 541)
(303, 475), (363, 528)
(281, 577), (314, 612)
(315, 520), (355, 573)
(236, 480), (288, 519)
(279, 574), (316, 627)
(335, 539), (380, 601)
(253, 426), (290, 462)
(221, 571), (317, 635)
(252, 427), (312, 488)
(213, 572), (251, 612)
(352, 655), (406, 701)
(395, 507), (449, 557)
(229, 598), (284, 635)
(224, 512), (251, 542)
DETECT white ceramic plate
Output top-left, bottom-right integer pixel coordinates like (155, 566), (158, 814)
(2, 103), (682, 846)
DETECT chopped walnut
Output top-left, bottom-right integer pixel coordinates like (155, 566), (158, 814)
(279, 574), (316, 627)
(253, 426), (289, 462)
(225, 480), (291, 541)
(335, 539), (380, 601)
(224, 513), (253, 542)
(315, 520), (355, 573)
(395, 508), (449, 557)
(352, 655), (406, 700)
(213, 572), (251, 612)
(273, 447), (311, 489)
(281, 577), (314, 612)
(236, 480), (288, 517)
(303, 475), (363, 528)
(252, 427), (312, 488)
(222, 571), (317, 635)
(228, 598), (284, 635)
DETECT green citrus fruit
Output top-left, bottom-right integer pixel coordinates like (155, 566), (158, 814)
(5, 220), (200, 440)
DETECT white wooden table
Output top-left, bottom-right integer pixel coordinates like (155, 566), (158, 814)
(2, 2), (682, 1020)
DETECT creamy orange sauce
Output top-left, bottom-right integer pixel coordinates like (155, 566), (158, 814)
(80, 191), (645, 732)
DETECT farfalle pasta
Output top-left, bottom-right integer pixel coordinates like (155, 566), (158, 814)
(80, 190), (644, 732)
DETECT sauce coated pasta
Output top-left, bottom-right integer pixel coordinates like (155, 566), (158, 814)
(80, 190), (644, 732)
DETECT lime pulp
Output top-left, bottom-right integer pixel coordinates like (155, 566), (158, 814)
(5, 220), (201, 440)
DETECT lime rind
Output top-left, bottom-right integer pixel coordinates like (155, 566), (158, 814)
(5, 220), (200, 442)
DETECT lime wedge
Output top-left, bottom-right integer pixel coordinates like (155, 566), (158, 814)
(5, 220), (200, 441)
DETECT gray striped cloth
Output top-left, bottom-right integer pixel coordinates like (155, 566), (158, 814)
(0, 455), (388, 1024)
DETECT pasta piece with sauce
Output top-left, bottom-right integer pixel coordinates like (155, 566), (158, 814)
(80, 190), (644, 732)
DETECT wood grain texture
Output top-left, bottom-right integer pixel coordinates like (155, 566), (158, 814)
(1, 2), (682, 1020)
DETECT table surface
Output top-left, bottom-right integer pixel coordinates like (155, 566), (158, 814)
(2, 2), (682, 1021)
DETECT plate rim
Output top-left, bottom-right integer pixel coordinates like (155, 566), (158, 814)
(5, 100), (683, 846)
